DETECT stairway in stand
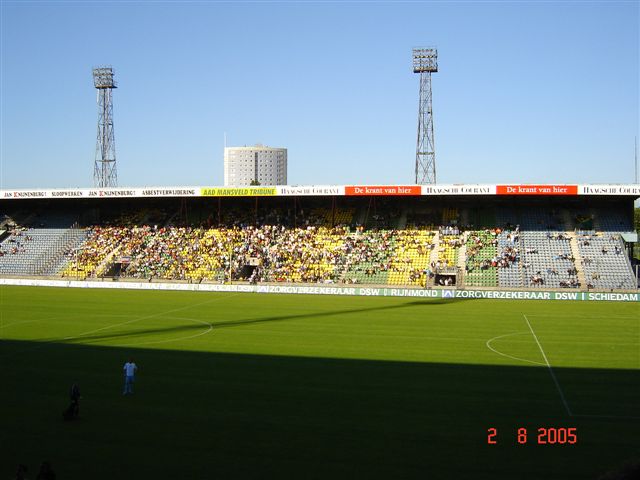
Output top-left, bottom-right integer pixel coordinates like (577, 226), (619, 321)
(568, 232), (587, 288)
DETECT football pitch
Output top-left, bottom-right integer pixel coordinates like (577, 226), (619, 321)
(0, 285), (638, 479)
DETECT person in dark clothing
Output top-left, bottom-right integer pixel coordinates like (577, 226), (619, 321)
(36, 461), (56, 480)
(63, 383), (81, 420)
(70, 383), (80, 417)
(15, 464), (28, 480)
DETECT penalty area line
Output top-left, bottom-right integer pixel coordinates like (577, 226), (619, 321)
(523, 314), (573, 417)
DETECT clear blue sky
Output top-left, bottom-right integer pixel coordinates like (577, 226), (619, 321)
(1, 1), (638, 188)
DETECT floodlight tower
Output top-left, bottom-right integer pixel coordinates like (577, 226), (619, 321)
(413, 48), (438, 184)
(93, 66), (118, 187)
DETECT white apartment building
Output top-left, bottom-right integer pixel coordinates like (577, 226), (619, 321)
(224, 144), (287, 186)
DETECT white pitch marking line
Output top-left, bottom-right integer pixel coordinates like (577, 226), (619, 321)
(114, 315), (214, 347)
(0, 293), (239, 358)
(523, 313), (573, 417)
(486, 332), (546, 366)
(61, 293), (240, 342)
(0, 320), (39, 329)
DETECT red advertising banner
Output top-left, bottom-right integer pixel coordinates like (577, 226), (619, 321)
(345, 185), (421, 196)
(496, 185), (578, 195)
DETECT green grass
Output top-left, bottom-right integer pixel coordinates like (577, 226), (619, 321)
(0, 285), (638, 479)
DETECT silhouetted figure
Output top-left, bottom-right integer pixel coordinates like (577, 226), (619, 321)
(15, 464), (28, 480)
(63, 383), (81, 420)
(36, 461), (56, 480)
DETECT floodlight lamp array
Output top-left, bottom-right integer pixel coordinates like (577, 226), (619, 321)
(92, 67), (117, 88)
(412, 48), (438, 73)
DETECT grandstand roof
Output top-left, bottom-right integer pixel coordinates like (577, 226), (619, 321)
(1, 183), (639, 200)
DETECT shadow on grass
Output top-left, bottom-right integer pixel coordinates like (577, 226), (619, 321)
(0, 339), (638, 480)
(53, 297), (472, 345)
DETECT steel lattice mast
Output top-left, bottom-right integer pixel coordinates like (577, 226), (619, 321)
(93, 67), (118, 187)
(413, 48), (438, 184)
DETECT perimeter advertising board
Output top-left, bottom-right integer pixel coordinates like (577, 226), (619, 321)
(345, 186), (421, 196)
(578, 185), (640, 195)
(1, 184), (639, 199)
(277, 186), (345, 196)
(200, 187), (277, 196)
(1, 279), (637, 302)
(496, 185), (578, 195)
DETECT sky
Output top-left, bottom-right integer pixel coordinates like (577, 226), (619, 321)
(0, 0), (638, 188)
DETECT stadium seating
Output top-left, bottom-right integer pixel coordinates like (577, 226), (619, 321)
(464, 230), (499, 287)
(518, 231), (579, 288)
(387, 229), (435, 286)
(437, 233), (462, 269)
(340, 229), (394, 284)
(61, 226), (140, 279)
(576, 233), (636, 290)
(593, 210), (634, 233)
(496, 230), (523, 288)
(310, 207), (355, 227)
(1, 203), (634, 291)
(1, 227), (86, 276)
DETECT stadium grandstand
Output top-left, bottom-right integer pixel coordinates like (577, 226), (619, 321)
(1, 183), (638, 293)
(0, 185), (640, 291)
